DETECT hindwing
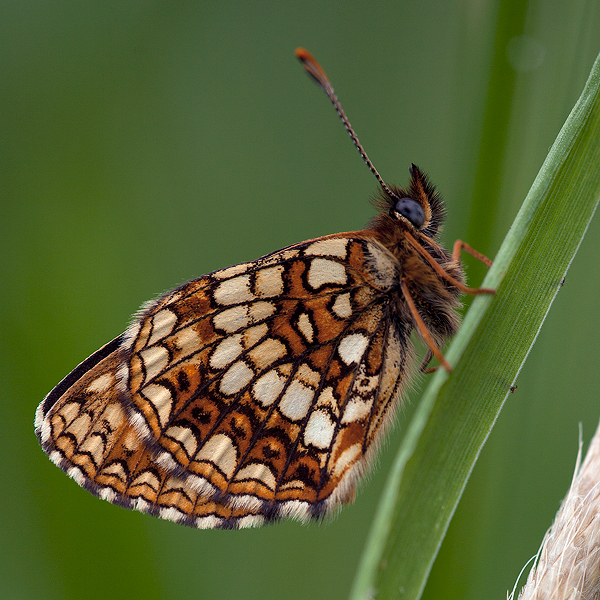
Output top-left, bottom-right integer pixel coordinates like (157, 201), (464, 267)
(36, 233), (416, 528)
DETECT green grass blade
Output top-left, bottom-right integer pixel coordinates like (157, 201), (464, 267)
(350, 51), (600, 600)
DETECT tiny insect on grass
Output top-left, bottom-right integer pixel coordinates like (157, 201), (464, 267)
(35, 48), (495, 529)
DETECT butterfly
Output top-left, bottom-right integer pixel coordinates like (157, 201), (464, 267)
(35, 48), (494, 529)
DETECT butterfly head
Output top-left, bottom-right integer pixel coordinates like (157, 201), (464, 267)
(392, 196), (426, 228)
(380, 164), (446, 236)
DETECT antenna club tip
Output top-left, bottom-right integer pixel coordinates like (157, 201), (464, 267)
(295, 47), (385, 191)
(294, 47), (312, 62)
(294, 48), (330, 87)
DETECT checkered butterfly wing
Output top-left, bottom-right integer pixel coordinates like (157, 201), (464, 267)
(36, 233), (415, 529)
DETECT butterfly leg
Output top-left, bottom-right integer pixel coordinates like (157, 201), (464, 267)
(419, 350), (439, 374)
(400, 279), (452, 372)
(405, 231), (495, 296)
(452, 239), (492, 267)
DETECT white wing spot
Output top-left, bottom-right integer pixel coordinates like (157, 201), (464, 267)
(332, 293), (352, 319)
(254, 265), (284, 298)
(307, 258), (347, 289)
(140, 345), (170, 381)
(101, 462), (128, 482)
(248, 301), (276, 322)
(315, 387), (339, 417)
(242, 323), (268, 348)
(304, 237), (348, 258)
(187, 475), (218, 497)
(332, 443), (362, 478)
(304, 409), (336, 449)
(65, 414), (92, 444)
(235, 463), (277, 490)
(213, 305), (249, 333)
(252, 369), (287, 406)
(210, 334), (243, 370)
(259, 248), (299, 266)
(277, 499), (311, 521)
(79, 435), (105, 465)
(220, 361), (254, 395)
(279, 380), (313, 421)
(166, 425), (198, 458)
(170, 326), (202, 357)
(148, 309), (178, 346)
(296, 312), (314, 343)
(228, 494), (262, 512)
(342, 397), (373, 424)
(132, 498), (151, 513)
(214, 274), (253, 305)
(155, 452), (179, 474)
(197, 434), (238, 478)
(130, 411), (152, 441)
(86, 373), (113, 393)
(248, 338), (287, 370)
(213, 302), (276, 333)
(297, 363), (320, 388)
(142, 383), (173, 428)
(338, 333), (370, 365)
(131, 470), (161, 492)
(214, 263), (250, 279)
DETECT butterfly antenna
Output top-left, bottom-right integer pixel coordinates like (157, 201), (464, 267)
(295, 47), (397, 201)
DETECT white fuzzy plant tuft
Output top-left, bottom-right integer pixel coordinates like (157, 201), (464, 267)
(517, 422), (600, 600)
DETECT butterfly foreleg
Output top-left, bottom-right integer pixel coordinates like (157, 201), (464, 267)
(400, 278), (452, 372)
(418, 350), (439, 374)
(405, 231), (495, 296)
(452, 239), (493, 268)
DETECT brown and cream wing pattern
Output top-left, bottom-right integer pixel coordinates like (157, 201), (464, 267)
(35, 233), (415, 529)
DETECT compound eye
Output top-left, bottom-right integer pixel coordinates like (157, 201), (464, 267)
(394, 197), (425, 227)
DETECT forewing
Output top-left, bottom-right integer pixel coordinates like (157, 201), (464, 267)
(36, 234), (416, 527)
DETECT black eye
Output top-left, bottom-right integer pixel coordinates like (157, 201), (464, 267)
(394, 197), (425, 227)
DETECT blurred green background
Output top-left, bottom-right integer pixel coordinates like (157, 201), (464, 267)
(2, 1), (600, 599)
